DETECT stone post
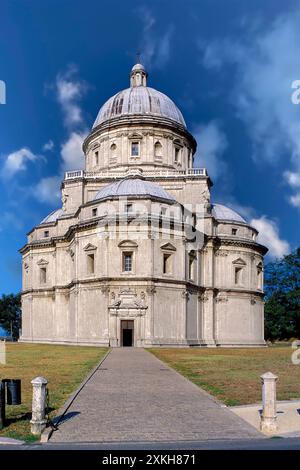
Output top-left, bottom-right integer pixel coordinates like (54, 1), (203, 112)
(0, 381), (5, 430)
(30, 376), (48, 435)
(260, 371), (278, 433)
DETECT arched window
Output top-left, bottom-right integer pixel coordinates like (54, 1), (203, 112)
(257, 262), (263, 290)
(110, 143), (117, 158)
(154, 141), (162, 159)
(188, 250), (197, 281)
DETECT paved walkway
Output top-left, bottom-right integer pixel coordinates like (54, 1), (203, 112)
(50, 348), (262, 443)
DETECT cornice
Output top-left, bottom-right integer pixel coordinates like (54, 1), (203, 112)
(21, 281), (264, 299)
(205, 235), (268, 255)
(21, 276), (196, 296)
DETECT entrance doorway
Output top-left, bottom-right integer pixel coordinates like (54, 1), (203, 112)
(121, 320), (134, 347)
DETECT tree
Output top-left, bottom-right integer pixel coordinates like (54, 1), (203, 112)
(0, 293), (21, 340)
(264, 248), (300, 340)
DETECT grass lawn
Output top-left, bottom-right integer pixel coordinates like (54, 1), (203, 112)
(150, 346), (300, 407)
(0, 343), (108, 442)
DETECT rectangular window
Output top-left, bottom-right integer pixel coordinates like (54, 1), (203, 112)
(92, 208), (97, 217)
(234, 266), (242, 285)
(44, 230), (49, 238)
(123, 252), (133, 272)
(40, 267), (47, 284)
(95, 151), (99, 165)
(87, 253), (95, 274)
(174, 147), (180, 162)
(163, 253), (172, 274)
(232, 228), (237, 236)
(125, 203), (133, 213)
(160, 207), (167, 217)
(131, 142), (139, 156)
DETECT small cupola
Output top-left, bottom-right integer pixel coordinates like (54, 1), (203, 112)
(130, 63), (148, 87)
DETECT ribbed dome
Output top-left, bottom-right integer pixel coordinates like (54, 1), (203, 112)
(40, 208), (64, 225)
(212, 204), (246, 223)
(93, 87), (186, 128)
(94, 178), (176, 202)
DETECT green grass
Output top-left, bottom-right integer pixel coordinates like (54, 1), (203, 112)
(0, 343), (108, 441)
(149, 346), (300, 406)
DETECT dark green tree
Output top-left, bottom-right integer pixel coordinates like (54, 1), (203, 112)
(264, 248), (300, 340)
(0, 293), (21, 340)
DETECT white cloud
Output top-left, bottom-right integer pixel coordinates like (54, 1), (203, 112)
(284, 171), (300, 207)
(138, 7), (173, 69)
(33, 131), (86, 205)
(284, 171), (300, 188)
(250, 216), (290, 259)
(193, 121), (228, 180)
(33, 68), (88, 202)
(43, 140), (54, 152)
(60, 131), (87, 171)
(2, 67), (89, 210)
(200, 8), (300, 207)
(55, 66), (86, 128)
(2, 147), (39, 178)
(289, 193), (300, 208)
(35, 176), (61, 204)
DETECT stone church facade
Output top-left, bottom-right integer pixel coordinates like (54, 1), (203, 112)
(20, 63), (267, 347)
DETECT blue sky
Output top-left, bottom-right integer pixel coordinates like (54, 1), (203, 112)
(0, 0), (300, 294)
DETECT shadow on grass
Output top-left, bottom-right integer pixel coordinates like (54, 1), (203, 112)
(4, 412), (32, 426)
(4, 406), (56, 426)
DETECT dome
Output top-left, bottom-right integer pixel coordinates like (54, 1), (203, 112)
(212, 204), (246, 223)
(93, 63), (186, 128)
(94, 177), (176, 202)
(93, 87), (186, 128)
(131, 63), (145, 72)
(40, 208), (64, 225)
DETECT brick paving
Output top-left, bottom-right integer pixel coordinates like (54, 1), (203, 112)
(50, 348), (262, 443)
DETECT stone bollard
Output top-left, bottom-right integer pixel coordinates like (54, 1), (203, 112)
(260, 371), (278, 433)
(0, 381), (5, 430)
(30, 376), (48, 435)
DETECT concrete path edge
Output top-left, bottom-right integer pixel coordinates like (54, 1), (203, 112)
(0, 437), (25, 445)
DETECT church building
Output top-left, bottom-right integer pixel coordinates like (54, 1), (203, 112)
(20, 63), (268, 347)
